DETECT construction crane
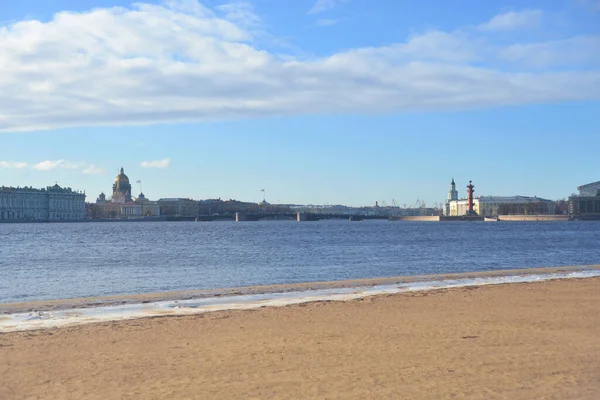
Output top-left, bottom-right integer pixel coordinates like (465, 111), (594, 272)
(412, 198), (426, 209)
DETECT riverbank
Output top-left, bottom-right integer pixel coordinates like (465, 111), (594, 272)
(2, 274), (600, 399)
(389, 215), (574, 221)
(2, 265), (597, 314)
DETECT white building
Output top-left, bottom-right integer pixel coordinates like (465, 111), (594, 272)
(444, 178), (459, 216)
(448, 196), (556, 216)
(577, 181), (600, 196)
(0, 184), (86, 221)
(444, 179), (556, 216)
(568, 180), (600, 216)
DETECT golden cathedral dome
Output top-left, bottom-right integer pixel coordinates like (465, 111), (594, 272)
(115, 167), (129, 183)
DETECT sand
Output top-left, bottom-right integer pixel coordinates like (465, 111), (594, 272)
(1, 277), (599, 399)
(2, 265), (595, 314)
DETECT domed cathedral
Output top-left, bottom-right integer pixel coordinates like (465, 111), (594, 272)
(112, 167), (132, 203)
(89, 166), (161, 219)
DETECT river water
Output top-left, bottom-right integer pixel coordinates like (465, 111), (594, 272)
(1, 220), (599, 303)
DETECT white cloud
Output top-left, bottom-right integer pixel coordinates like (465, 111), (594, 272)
(316, 19), (339, 27)
(0, 1), (598, 133)
(140, 158), (171, 168)
(32, 159), (85, 171)
(1, 159), (102, 172)
(308, 0), (347, 15)
(217, 2), (261, 29)
(62, 161), (85, 170)
(500, 36), (600, 68)
(33, 160), (66, 171)
(0, 161), (28, 169)
(82, 164), (106, 175)
(478, 9), (543, 31)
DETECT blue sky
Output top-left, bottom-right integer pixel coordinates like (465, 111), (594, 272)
(1, 0), (599, 206)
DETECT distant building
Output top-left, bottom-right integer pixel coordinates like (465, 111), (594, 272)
(88, 167), (160, 219)
(444, 179), (556, 216)
(157, 198), (198, 217)
(576, 181), (600, 196)
(444, 178), (459, 216)
(448, 196), (556, 216)
(0, 184), (86, 221)
(568, 181), (600, 217)
(111, 167), (132, 203)
(196, 199), (265, 216)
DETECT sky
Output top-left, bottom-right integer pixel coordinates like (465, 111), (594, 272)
(0, 0), (599, 207)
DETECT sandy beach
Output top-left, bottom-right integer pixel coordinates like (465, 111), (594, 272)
(1, 276), (600, 399)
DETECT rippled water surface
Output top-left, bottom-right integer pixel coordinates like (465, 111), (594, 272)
(1, 220), (599, 302)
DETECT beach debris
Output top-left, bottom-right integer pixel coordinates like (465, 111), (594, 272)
(26, 311), (53, 321)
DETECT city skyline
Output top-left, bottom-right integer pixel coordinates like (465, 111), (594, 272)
(0, 165), (587, 209)
(1, 0), (599, 206)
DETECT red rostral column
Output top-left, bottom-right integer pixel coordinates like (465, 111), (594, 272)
(467, 180), (475, 215)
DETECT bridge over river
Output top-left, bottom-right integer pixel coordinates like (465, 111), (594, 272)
(166, 213), (389, 222)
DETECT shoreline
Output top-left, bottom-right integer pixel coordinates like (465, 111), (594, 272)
(2, 264), (599, 314)
(2, 275), (600, 399)
(2, 265), (600, 333)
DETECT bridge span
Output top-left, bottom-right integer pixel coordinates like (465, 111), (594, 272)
(165, 213), (388, 222)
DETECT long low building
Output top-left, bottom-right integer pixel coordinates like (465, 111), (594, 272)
(447, 196), (556, 217)
(0, 184), (86, 221)
(157, 198), (198, 217)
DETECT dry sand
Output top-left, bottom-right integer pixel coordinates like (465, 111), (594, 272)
(1, 277), (599, 399)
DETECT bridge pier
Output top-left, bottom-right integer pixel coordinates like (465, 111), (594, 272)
(297, 212), (320, 221)
(235, 212), (247, 222)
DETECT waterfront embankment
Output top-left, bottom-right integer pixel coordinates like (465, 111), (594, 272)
(389, 215), (572, 221)
(1, 273), (599, 399)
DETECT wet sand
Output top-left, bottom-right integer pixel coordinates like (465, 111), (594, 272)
(2, 264), (598, 314)
(1, 276), (600, 399)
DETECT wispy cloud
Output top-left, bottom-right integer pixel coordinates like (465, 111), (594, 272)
(575, 0), (600, 12)
(0, 2), (598, 133)
(32, 160), (85, 171)
(308, 0), (347, 15)
(1, 159), (104, 173)
(82, 164), (106, 175)
(0, 161), (28, 169)
(33, 160), (66, 171)
(478, 9), (543, 31)
(140, 158), (171, 168)
(217, 2), (261, 29)
(316, 18), (339, 27)
(500, 36), (600, 67)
